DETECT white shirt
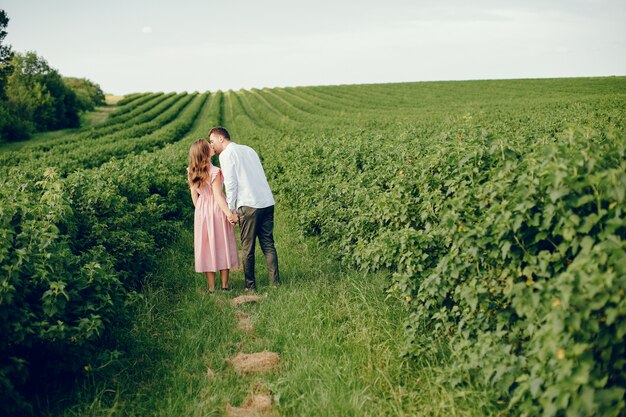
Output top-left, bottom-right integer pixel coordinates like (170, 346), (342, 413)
(219, 142), (275, 210)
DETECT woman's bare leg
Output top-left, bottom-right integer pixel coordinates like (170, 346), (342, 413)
(205, 272), (216, 292)
(220, 269), (229, 290)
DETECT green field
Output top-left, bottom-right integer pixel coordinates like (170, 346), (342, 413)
(1, 77), (625, 416)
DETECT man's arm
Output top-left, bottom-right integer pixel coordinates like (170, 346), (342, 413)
(219, 153), (238, 210)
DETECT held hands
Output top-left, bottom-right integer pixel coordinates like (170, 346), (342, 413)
(227, 210), (239, 225)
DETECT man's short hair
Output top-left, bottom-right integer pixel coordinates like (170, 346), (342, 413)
(209, 126), (231, 140)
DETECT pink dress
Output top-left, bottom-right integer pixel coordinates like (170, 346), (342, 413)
(194, 166), (239, 272)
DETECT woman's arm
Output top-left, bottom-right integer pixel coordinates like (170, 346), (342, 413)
(187, 167), (198, 207)
(212, 173), (236, 221)
(190, 186), (198, 207)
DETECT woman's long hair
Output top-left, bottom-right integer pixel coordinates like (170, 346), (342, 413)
(187, 139), (212, 187)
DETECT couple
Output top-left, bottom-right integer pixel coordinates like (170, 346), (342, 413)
(187, 126), (279, 293)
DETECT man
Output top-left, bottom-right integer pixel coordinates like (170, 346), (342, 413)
(208, 126), (280, 290)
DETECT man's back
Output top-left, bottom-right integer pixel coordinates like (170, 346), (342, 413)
(219, 142), (275, 210)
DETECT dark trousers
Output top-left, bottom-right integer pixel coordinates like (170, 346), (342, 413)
(237, 205), (280, 289)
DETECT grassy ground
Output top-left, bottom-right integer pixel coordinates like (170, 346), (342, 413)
(40, 207), (500, 416)
(80, 105), (117, 127)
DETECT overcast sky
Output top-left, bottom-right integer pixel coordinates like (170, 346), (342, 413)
(3, 0), (625, 94)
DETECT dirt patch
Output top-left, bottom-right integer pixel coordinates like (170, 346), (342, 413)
(231, 294), (265, 307)
(236, 311), (254, 332)
(105, 94), (124, 105)
(228, 351), (280, 374)
(226, 383), (278, 416)
(226, 394), (276, 417)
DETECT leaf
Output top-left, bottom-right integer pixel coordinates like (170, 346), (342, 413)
(530, 377), (543, 398)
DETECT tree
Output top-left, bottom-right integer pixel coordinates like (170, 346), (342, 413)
(0, 10), (101, 142)
(0, 9), (20, 140)
(64, 77), (105, 111)
(6, 51), (80, 134)
(0, 9), (13, 99)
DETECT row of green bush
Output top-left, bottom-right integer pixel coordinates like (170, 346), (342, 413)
(220, 79), (626, 416)
(0, 93), (201, 174)
(0, 91), (221, 414)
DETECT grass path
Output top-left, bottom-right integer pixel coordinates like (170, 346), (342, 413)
(47, 207), (498, 416)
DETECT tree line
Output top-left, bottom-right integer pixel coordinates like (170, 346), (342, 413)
(0, 10), (105, 141)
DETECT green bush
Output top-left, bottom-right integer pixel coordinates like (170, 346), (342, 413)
(390, 128), (626, 416)
(278, 125), (626, 415)
(245, 79), (626, 416)
(0, 168), (121, 414)
(0, 92), (213, 413)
